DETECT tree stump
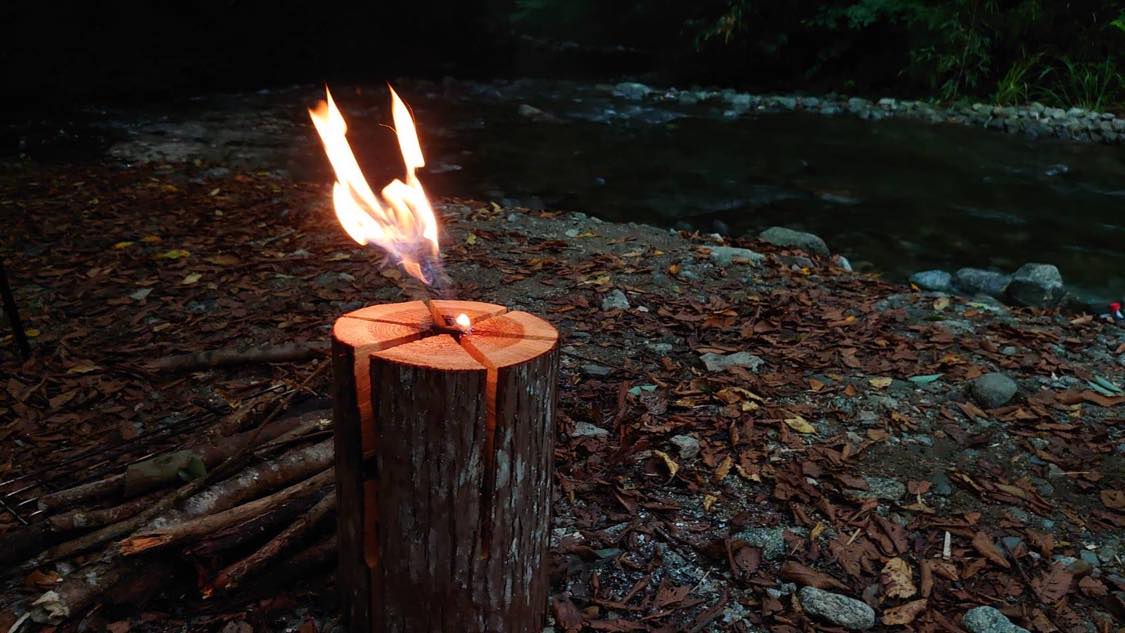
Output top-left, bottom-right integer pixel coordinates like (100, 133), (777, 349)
(332, 300), (559, 632)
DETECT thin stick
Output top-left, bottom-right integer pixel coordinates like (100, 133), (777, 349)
(146, 341), (328, 372)
(119, 468), (333, 555)
(203, 490), (336, 596)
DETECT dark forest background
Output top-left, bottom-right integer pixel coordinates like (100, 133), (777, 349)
(2, 1), (1123, 109)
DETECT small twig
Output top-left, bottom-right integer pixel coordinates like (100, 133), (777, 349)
(203, 490), (336, 596)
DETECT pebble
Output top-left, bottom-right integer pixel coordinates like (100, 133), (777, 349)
(955, 268), (1011, 299)
(1079, 550), (1100, 567)
(670, 434), (701, 460)
(797, 587), (876, 630)
(699, 351), (764, 373)
(931, 471), (954, 496)
(961, 606), (1030, 633)
(1006, 263), (1066, 307)
(601, 289), (630, 311)
(732, 527), (802, 560)
(910, 269), (953, 292)
(613, 82), (651, 100)
(853, 476), (906, 501)
(571, 421), (609, 438)
(581, 364), (612, 378)
(758, 226), (830, 256)
(708, 246), (765, 266)
(832, 254), (853, 271)
(971, 372), (1019, 408)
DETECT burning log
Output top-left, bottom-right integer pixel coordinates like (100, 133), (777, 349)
(332, 299), (559, 632)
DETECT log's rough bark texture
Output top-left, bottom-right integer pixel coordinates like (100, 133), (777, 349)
(332, 300), (558, 633)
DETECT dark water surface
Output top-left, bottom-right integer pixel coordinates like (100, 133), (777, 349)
(10, 79), (1125, 301)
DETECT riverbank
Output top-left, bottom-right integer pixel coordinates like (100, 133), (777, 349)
(1, 161), (1123, 631)
(609, 81), (1125, 146)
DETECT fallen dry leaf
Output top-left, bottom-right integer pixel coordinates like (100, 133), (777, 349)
(784, 415), (816, 434)
(882, 599), (927, 625)
(653, 450), (679, 478)
(971, 531), (1010, 569)
(881, 557), (917, 599)
(779, 561), (848, 591)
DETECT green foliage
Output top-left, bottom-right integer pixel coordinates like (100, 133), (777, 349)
(1038, 58), (1124, 111)
(504, 0), (1125, 109)
(993, 53), (1044, 105)
(1112, 11), (1125, 33)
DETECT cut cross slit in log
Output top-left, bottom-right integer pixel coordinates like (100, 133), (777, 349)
(332, 300), (558, 633)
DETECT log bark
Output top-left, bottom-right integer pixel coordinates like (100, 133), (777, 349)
(37, 415), (306, 512)
(29, 558), (174, 624)
(204, 490), (336, 596)
(118, 468), (333, 555)
(333, 300), (558, 633)
(26, 437), (333, 567)
(48, 490), (165, 532)
(184, 493), (318, 556)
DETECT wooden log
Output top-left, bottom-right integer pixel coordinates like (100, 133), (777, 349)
(36, 415), (306, 511)
(23, 438), (333, 568)
(332, 300), (558, 633)
(118, 467), (333, 555)
(146, 341), (328, 372)
(29, 558), (174, 625)
(48, 490), (165, 532)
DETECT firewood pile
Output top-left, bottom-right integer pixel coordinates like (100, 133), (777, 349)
(0, 364), (338, 627)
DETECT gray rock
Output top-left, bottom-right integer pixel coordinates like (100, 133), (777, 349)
(962, 606), (1029, 633)
(647, 342), (674, 354)
(517, 104), (557, 122)
(670, 434), (701, 460)
(732, 527), (802, 560)
(601, 289), (630, 311)
(932, 471), (954, 496)
(581, 364), (612, 378)
(972, 372), (1019, 408)
(797, 587), (876, 630)
(832, 254), (853, 271)
(852, 476), (906, 501)
(613, 82), (651, 100)
(955, 268), (1011, 298)
(571, 421), (609, 438)
(728, 93), (752, 107)
(708, 246), (765, 267)
(910, 270), (954, 292)
(700, 351), (765, 373)
(759, 226), (830, 256)
(1006, 263), (1066, 307)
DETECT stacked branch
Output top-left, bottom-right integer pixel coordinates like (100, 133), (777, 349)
(1, 409), (339, 626)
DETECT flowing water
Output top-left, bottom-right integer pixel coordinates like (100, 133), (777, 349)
(9, 79), (1125, 302)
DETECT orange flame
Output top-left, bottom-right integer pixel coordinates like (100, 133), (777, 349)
(455, 313), (472, 331)
(309, 86), (440, 284)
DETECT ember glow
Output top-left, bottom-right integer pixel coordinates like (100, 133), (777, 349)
(309, 86), (440, 284)
(455, 313), (472, 331)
